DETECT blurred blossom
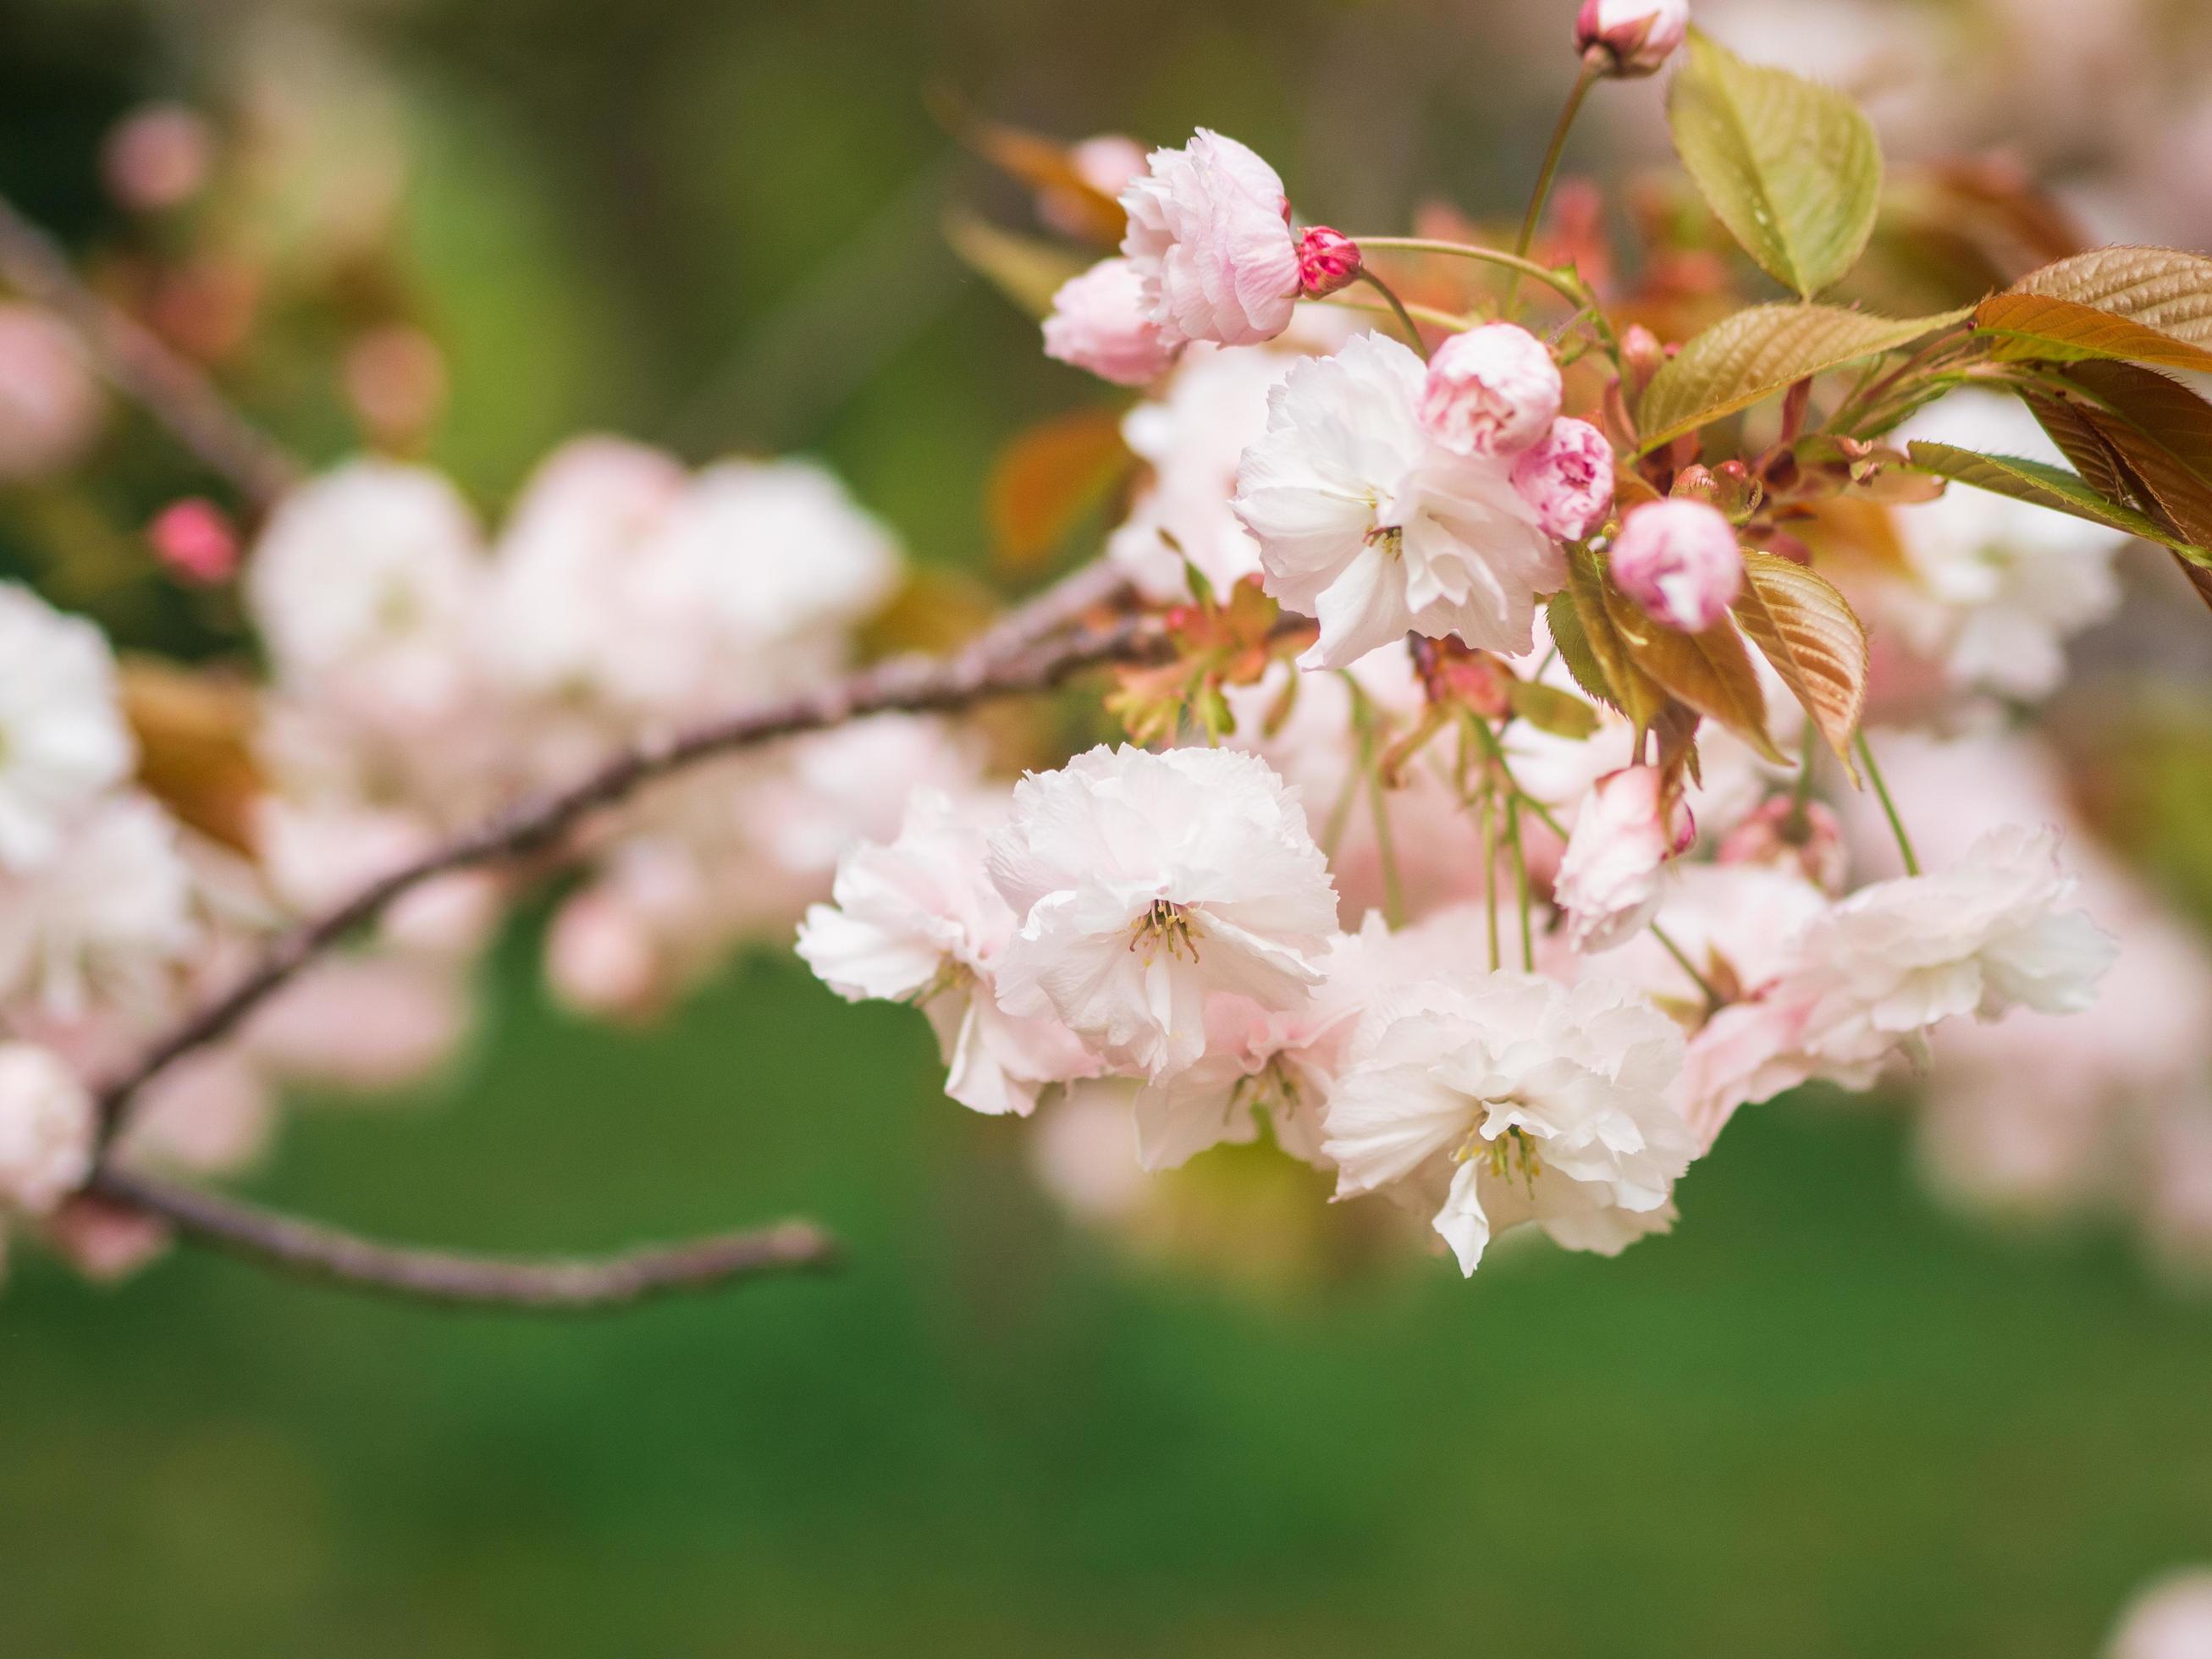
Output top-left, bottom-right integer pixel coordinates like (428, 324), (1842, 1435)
(0, 1043), (95, 1215)
(1030, 1087), (1149, 1224)
(120, 1047), (276, 1177)
(41, 1193), (171, 1282)
(0, 305), (104, 482)
(342, 323), (450, 444)
(241, 956), (468, 1093)
(547, 887), (667, 1022)
(1035, 134), (1150, 240)
(2106, 1570), (2212, 1659)
(1866, 393), (2124, 707)
(0, 584), (135, 873)
(102, 103), (215, 212)
(1109, 341), (1288, 601)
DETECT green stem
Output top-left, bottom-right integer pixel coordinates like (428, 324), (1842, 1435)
(1855, 730), (1920, 877)
(1506, 794), (1534, 972)
(1504, 59), (1600, 317)
(1481, 787), (1501, 973)
(1367, 760), (1407, 929)
(1353, 268), (1430, 360)
(1651, 923), (1723, 1011)
(1348, 237), (1591, 311)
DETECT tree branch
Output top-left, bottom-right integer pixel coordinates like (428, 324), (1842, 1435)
(86, 1164), (840, 1310)
(0, 190), (302, 510)
(92, 581), (1156, 1149)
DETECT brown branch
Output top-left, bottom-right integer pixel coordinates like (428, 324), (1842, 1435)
(0, 190), (302, 510)
(86, 1164), (839, 1310)
(92, 591), (1162, 1149)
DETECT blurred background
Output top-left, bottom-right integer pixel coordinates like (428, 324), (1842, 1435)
(5, 0), (2212, 1652)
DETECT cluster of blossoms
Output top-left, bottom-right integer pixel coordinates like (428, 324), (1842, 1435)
(8, 0), (2211, 1309)
(794, 3), (2203, 1278)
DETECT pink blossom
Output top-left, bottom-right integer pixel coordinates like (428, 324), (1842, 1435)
(1418, 323), (1562, 459)
(548, 887), (667, 1021)
(102, 104), (213, 212)
(1718, 797), (1848, 893)
(1608, 499), (1743, 631)
(1554, 767), (1693, 952)
(1120, 130), (1302, 348)
(0, 305), (103, 483)
(1043, 258), (1179, 387)
(1510, 416), (1615, 540)
(146, 498), (240, 585)
(0, 1042), (93, 1215)
(1294, 226), (1362, 298)
(42, 1193), (171, 1281)
(1576, 0), (1691, 77)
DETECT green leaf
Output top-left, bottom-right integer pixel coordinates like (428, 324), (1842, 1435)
(1636, 304), (1968, 453)
(1559, 552), (1668, 733)
(1505, 678), (1601, 741)
(1729, 552), (1867, 781)
(1972, 293), (2212, 375)
(1667, 28), (1884, 298)
(1602, 587), (1786, 763)
(1903, 440), (2195, 555)
(2007, 245), (2212, 342)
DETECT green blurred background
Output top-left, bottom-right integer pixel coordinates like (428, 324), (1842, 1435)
(5, 1), (2212, 1652)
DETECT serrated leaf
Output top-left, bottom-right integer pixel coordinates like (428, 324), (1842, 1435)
(1560, 552), (1668, 733)
(1546, 592), (1614, 707)
(1667, 29), (1884, 297)
(1903, 439), (2196, 556)
(2007, 245), (2212, 341)
(1505, 678), (1601, 741)
(2063, 361), (2212, 480)
(943, 208), (1092, 319)
(1972, 293), (2212, 375)
(1636, 304), (1967, 453)
(1602, 584), (1786, 763)
(1728, 552), (1867, 781)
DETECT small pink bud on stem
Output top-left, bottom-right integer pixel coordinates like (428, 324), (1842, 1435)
(1575, 0), (1691, 79)
(1608, 498), (1743, 632)
(1294, 226), (1363, 298)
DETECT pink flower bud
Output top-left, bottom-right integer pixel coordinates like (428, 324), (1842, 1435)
(101, 103), (213, 212)
(1608, 499), (1743, 632)
(146, 497), (239, 585)
(343, 323), (448, 444)
(1511, 416), (1615, 540)
(548, 889), (667, 1022)
(1554, 766), (1692, 952)
(1575, 0), (1691, 78)
(1718, 797), (1847, 893)
(1417, 322), (1562, 458)
(1043, 257), (1180, 386)
(1295, 226), (1362, 298)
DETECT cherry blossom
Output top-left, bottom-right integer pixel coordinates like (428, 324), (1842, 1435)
(1119, 130), (1303, 348)
(1233, 332), (1564, 668)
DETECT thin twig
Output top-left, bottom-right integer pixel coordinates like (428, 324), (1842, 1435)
(0, 190), (301, 509)
(86, 1165), (840, 1311)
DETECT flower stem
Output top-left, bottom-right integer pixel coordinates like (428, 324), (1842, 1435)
(1368, 758), (1408, 928)
(1504, 59), (1601, 317)
(1353, 268), (1429, 359)
(1481, 787), (1501, 972)
(1651, 923), (1723, 1011)
(1506, 793), (1534, 971)
(1348, 237), (1591, 312)
(1856, 730), (1921, 876)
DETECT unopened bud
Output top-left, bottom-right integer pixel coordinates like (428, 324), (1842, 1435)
(1295, 225), (1363, 298)
(146, 497), (239, 585)
(1619, 323), (1666, 398)
(1576, 0), (1691, 79)
(1418, 322), (1563, 458)
(1608, 498), (1743, 632)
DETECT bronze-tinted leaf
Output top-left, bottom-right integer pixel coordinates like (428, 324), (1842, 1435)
(1729, 551), (1867, 780)
(1558, 552), (1668, 732)
(2007, 245), (2212, 342)
(1973, 292), (2212, 375)
(1903, 440), (2189, 554)
(985, 407), (1134, 572)
(1603, 585), (1785, 763)
(1636, 304), (1968, 453)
